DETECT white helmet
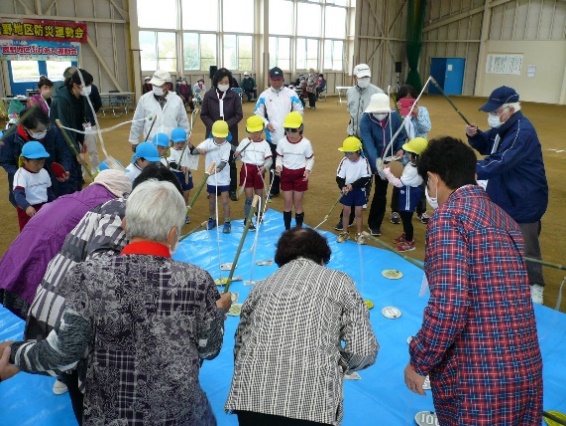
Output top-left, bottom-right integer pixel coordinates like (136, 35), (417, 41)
(365, 93), (391, 113)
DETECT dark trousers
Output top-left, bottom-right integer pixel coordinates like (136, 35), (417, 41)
(307, 92), (316, 108)
(368, 175), (389, 230)
(416, 183), (427, 215)
(237, 411), (330, 426)
(268, 142), (280, 195)
(61, 370), (83, 425)
(244, 89), (257, 101)
(400, 210), (414, 241)
(229, 151), (237, 193)
(392, 184), (427, 216)
(518, 221), (545, 286)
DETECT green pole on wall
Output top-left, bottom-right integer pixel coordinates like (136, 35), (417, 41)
(406, 0), (427, 91)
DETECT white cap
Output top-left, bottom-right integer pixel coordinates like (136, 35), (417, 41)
(353, 63), (371, 78)
(365, 93), (391, 113)
(243, 71), (250, 76)
(149, 70), (172, 86)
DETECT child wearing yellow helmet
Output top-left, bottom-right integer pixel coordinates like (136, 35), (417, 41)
(234, 116), (273, 230)
(275, 112), (314, 230)
(336, 137), (372, 244)
(382, 137), (428, 252)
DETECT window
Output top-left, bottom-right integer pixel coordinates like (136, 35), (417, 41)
(10, 61), (40, 83)
(269, 0), (293, 36)
(183, 33), (217, 71)
(137, 0), (177, 30)
(140, 31), (176, 72)
(224, 35), (253, 71)
(297, 3), (321, 37)
(182, 0), (218, 31)
(296, 38), (319, 70)
(323, 39), (343, 70)
(46, 61), (72, 82)
(269, 37), (291, 70)
(326, 0), (348, 6)
(324, 6), (346, 39)
(223, 0), (254, 33)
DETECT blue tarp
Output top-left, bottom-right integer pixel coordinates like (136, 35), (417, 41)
(1, 210), (565, 425)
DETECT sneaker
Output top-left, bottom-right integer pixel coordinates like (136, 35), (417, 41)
(334, 220), (354, 231)
(417, 212), (430, 224)
(369, 227), (381, 236)
(223, 222), (232, 233)
(530, 284), (544, 305)
(185, 215), (191, 224)
(52, 379), (68, 395)
(397, 240), (415, 252)
(356, 233), (366, 245)
(393, 233), (407, 244)
(390, 212), (401, 225)
(337, 232), (350, 243)
(206, 218), (217, 230)
(244, 220), (256, 231)
(229, 191), (238, 201)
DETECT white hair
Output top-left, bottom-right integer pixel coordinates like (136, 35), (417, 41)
(504, 101), (521, 113)
(125, 179), (185, 243)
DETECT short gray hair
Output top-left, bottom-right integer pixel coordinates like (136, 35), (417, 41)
(125, 179), (185, 243)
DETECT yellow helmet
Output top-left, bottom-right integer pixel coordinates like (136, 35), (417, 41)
(283, 111), (303, 129)
(402, 137), (428, 155)
(211, 120), (229, 138)
(246, 115), (265, 133)
(338, 136), (362, 152)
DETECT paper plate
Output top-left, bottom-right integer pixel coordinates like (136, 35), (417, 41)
(220, 262), (236, 271)
(244, 280), (257, 286)
(364, 300), (374, 310)
(228, 304), (242, 316)
(230, 292), (239, 303)
(214, 276), (242, 286)
(256, 259), (273, 266)
(422, 376), (431, 390)
(414, 411), (439, 426)
(381, 306), (402, 319)
(407, 335), (414, 345)
(344, 372), (361, 380)
(382, 269), (403, 280)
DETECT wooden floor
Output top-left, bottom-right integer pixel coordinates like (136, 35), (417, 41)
(1, 93), (565, 310)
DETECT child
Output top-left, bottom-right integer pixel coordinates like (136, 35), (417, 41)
(275, 112), (314, 230)
(167, 127), (193, 224)
(335, 137), (371, 244)
(191, 120), (232, 233)
(383, 137), (428, 252)
(234, 116), (273, 230)
(124, 142), (161, 182)
(13, 141), (55, 230)
(152, 133), (170, 167)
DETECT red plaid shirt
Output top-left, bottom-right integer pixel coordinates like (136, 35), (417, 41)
(410, 185), (542, 425)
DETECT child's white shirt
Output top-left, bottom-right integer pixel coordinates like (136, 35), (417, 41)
(125, 162), (142, 182)
(275, 136), (314, 170)
(236, 138), (272, 166)
(13, 167), (51, 204)
(197, 138), (232, 186)
(336, 156), (371, 185)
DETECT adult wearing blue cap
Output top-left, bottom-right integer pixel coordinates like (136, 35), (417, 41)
(465, 86), (548, 304)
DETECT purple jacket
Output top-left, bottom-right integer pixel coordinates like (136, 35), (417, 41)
(0, 184), (117, 304)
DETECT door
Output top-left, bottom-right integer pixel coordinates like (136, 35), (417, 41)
(428, 58), (447, 95)
(444, 58), (465, 95)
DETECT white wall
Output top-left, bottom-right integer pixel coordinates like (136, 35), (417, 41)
(476, 40), (566, 104)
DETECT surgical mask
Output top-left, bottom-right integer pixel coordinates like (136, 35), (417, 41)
(244, 75), (249, 79)
(80, 86), (92, 97)
(487, 114), (503, 129)
(30, 130), (47, 140)
(152, 86), (165, 96)
(217, 84), (230, 92)
(373, 113), (388, 120)
(425, 179), (439, 209)
(357, 78), (370, 89)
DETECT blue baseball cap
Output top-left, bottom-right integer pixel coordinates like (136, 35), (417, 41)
(171, 127), (187, 143)
(479, 86), (520, 112)
(22, 141), (50, 159)
(134, 142), (161, 162)
(152, 132), (170, 148)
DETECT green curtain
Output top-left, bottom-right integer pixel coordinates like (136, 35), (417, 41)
(406, 0), (427, 91)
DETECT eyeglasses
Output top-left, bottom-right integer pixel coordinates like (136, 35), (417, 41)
(488, 106), (509, 117)
(285, 128), (299, 133)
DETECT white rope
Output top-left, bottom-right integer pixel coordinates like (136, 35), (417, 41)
(57, 117), (150, 137)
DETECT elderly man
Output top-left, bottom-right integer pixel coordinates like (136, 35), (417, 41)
(240, 71), (257, 102)
(255, 67), (304, 199)
(335, 64), (385, 231)
(1, 179), (232, 425)
(405, 137), (542, 425)
(225, 227), (378, 425)
(465, 86), (548, 304)
(129, 70), (190, 152)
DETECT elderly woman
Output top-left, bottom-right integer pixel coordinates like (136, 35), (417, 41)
(0, 169), (132, 319)
(1, 179), (232, 425)
(200, 67), (243, 201)
(225, 227), (378, 425)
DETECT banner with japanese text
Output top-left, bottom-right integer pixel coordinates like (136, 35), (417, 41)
(0, 18), (87, 43)
(0, 40), (80, 61)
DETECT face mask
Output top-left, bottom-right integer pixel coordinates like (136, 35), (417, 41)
(152, 86), (165, 96)
(217, 84), (229, 92)
(425, 179), (439, 209)
(357, 79), (370, 89)
(30, 130), (47, 140)
(488, 114), (503, 129)
(244, 75), (249, 79)
(80, 86), (92, 97)
(373, 113), (388, 120)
